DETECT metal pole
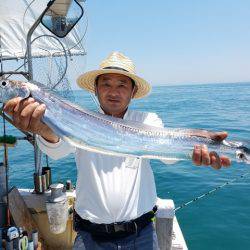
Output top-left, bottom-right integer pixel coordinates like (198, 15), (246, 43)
(25, 0), (55, 185)
(26, 0), (54, 80)
(0, 35), (3, 74)
(1, 107), (10, 226)
(0, 162), (7, 227)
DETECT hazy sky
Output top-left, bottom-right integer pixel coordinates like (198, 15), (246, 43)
(79, 0), (250, 86)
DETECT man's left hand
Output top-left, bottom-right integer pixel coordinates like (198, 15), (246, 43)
(192, 131), (231, 169)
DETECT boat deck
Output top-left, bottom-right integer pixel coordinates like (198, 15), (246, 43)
(19, 189), (188, 250)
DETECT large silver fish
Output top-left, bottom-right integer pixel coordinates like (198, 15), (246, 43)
(0, 79), (249, 164)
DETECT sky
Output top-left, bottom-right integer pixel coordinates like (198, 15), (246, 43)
(78, 0), (250, 86)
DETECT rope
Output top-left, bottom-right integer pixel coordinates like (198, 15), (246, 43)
(174, 171), (250, 212)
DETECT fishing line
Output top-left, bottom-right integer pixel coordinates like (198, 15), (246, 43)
(174, 171), (250, 212)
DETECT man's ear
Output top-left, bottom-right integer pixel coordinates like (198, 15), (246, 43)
(132, 85), (138, 98)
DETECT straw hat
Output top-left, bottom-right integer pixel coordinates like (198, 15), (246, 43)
(77, 52), (151, 99)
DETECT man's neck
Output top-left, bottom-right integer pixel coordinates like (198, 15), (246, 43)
(100, 108), (128, 119)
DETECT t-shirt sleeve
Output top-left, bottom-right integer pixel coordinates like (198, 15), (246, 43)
(36, 135), (75, 160)
(143, 112), (178, 165)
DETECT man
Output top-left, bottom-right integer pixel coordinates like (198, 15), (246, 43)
(4, 52), (230, 249)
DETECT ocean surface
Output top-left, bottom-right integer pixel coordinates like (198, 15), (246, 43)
(1, 82), (250, 249)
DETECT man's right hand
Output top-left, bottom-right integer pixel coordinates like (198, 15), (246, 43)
(3, 97), (59, 143)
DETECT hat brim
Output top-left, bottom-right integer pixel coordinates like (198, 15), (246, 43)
(77, 69), (151, 99)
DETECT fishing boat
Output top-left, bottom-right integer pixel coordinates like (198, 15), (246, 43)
(0, 0), (188, 249)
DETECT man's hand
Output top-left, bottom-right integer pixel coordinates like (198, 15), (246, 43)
(192, 131), (231, 169)
(3, 97), (59, 143)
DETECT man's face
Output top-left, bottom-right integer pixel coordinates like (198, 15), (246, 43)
(95, 73), (136, 117)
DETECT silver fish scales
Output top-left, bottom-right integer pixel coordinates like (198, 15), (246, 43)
(0, 79), (249, 163)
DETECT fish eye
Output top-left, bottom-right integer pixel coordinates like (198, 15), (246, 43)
(238, 153), (245, 159)
(2, 81), (7, 86)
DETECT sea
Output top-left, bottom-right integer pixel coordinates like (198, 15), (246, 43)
(1, 82), (250, 249)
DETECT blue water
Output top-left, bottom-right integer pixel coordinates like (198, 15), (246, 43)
(1, 82), (250, 249)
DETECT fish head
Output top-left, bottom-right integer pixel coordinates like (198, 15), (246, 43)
(0, 79), (30, 103)
(236, 146), (250, 164)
